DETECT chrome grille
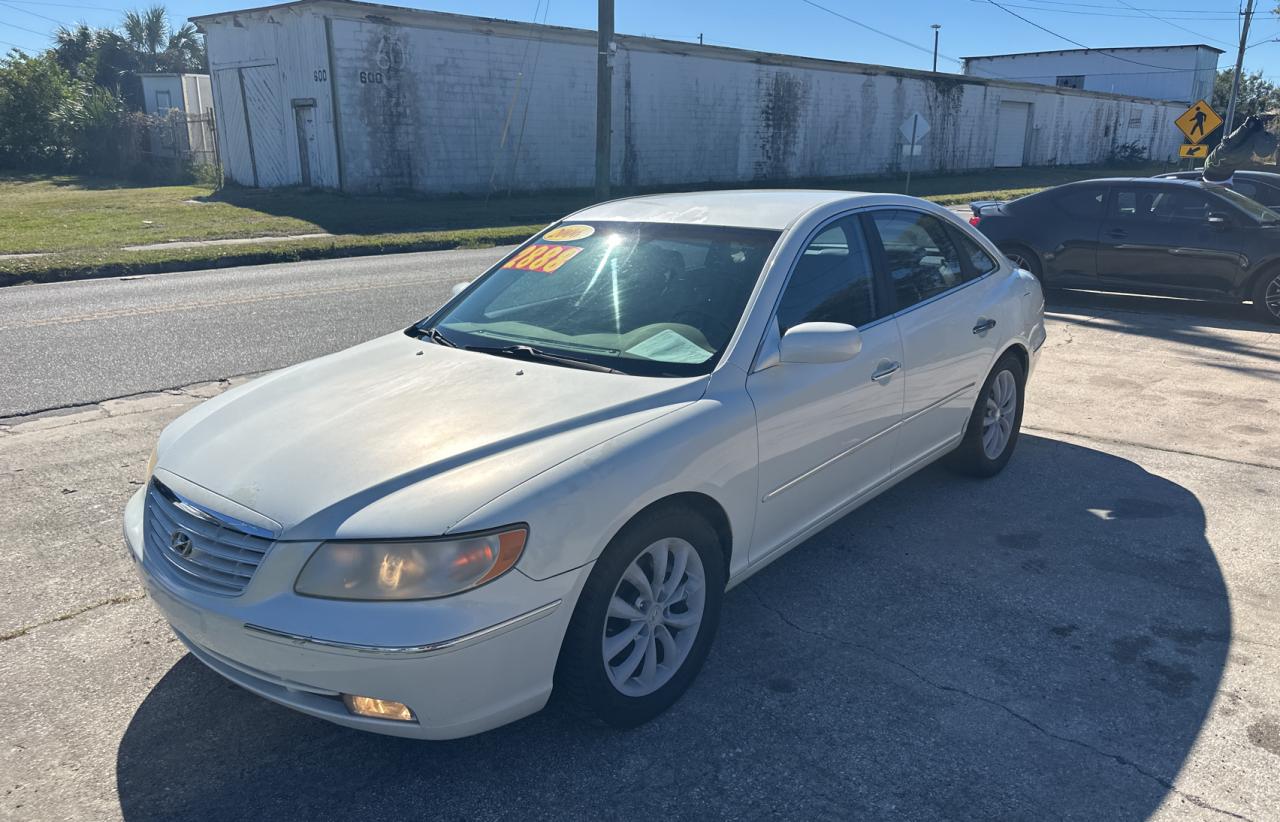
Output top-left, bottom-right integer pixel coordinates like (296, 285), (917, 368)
(143, 480), (274, 596)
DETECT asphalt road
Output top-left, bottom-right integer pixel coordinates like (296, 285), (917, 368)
(0, 247), (511, 418)
(2, 259), (1279, 820)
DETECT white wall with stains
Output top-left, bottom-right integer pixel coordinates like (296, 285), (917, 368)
(195, 1), (1187, 194)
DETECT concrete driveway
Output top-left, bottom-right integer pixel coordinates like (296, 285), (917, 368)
(1, 286), (1277, 821)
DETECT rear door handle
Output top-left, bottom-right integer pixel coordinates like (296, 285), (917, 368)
(972, 318), (997, 334)
(871, 361), (901, 383)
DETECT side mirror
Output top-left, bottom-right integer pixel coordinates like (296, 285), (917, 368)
(1207, 211), (1231, 228)
(779, 322), (863, 364)
(450, 280), (472, 297)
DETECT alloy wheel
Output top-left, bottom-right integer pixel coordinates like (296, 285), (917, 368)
(1266, 274), (1280, 321)
(601, 537), (706, 697)
(982, 369), (1018, 460)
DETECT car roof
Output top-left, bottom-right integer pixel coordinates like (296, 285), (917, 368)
(566, 189), (932, 230)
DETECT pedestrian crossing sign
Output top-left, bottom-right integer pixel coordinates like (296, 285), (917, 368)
(1175, 100), (1222, 144)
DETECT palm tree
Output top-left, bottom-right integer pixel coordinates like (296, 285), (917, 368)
(121, 6), (168, 70)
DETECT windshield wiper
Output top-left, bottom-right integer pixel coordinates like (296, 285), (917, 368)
(465, 343), (622, 373)
(417, 326), (457, 347)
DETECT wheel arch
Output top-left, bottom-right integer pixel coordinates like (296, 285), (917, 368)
(617, 492), (734, 581)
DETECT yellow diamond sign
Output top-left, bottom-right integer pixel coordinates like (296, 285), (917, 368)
(1179, 143), (1210, 159)
(1175, 100), (1222, 144)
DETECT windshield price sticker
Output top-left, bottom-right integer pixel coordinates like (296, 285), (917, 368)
(542, 224), (595, 242)
(503, 244), (583, 273)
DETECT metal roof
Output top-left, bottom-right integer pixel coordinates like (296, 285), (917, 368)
(963, 44), (1224, 60)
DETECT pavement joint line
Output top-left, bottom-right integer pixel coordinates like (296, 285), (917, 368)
(1, 372), (271, 425)
(0, 592), (144, 643)
(740, 583), (1255, 822)
(0, 276), (445, 332)
(1023, 425), (1280, 473)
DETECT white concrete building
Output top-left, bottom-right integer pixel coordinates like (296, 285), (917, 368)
(963, 45), (1221, 105)
(138, 73), (218, 164)
(192, 0), (1191, 193)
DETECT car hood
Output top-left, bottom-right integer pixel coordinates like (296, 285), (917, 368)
(156, 332), (707, 539)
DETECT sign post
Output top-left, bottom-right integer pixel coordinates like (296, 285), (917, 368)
(900, 112), (930, 195)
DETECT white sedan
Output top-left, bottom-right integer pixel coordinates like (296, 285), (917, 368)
(124, 190), (1045, 739)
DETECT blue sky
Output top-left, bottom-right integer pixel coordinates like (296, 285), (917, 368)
(2, 0), (1277, 81)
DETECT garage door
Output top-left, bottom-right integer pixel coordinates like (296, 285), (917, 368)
(993, 101), (1031, 168)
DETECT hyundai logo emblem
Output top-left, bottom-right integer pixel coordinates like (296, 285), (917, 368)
(169, 531), (194, 558)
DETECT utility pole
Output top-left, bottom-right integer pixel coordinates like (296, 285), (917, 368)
(931, 24), (941, 73)
(698, 33), (703, 45)
(1225, 0), (1256, 134)
(594, 0), (614, 200)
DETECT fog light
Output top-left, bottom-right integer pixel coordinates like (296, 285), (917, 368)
(342, 694), (415, 722)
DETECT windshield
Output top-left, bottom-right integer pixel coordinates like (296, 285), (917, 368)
(420, 221), (780, 376)
(1210, 185), (1280, 224)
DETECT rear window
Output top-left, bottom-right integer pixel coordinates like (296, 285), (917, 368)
(1053, 187), (1107, 219)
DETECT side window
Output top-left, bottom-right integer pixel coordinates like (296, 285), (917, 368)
(869, 210), (964, 310)
(776, 218), (877, 333)
(1114, 188), (1212, 222)
(1151, 189), (1212, 221)
(1231, 181), (1260, 201)
(954, 230), (999, 278)
(1054, 187), (1106, 219)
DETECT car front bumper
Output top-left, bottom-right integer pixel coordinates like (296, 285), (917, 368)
(124, 487), (591, 740)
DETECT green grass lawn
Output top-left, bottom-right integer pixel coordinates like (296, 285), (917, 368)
(0, 162), (1173, 284)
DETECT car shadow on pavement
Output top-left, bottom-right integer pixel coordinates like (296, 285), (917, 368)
(116, 434), (1231, 821)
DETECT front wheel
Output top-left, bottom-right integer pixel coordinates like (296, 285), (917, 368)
(555, 506), (725, 728)
(946, 353), (1026, 477)
(1251, 269), (1280, 325)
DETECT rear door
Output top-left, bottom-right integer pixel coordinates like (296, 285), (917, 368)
(1041, 185), (1107, 283)
(867, 209), (1005, 472)
(1097, 184), (1244, 294)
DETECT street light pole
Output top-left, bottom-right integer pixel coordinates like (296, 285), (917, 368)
(931, 24), (941, 73)
(1224, 0), (1256, 134)
(594, 0), (614, 200)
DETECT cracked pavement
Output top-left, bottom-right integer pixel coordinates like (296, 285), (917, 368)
(1, 261), (1278, 820)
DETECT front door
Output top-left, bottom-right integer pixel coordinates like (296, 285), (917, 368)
(867, 209), (1004, 470)
(1097, 185), (1245, 295)
(293, 101), (320, 187)
(747, 215), (905, 562)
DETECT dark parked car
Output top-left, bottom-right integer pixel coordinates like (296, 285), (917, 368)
(1154, 169), (1280, 209)
(969, 178), (1280, 323)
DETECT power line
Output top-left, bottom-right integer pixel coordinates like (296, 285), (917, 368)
(1112, 0), (1237, 47)
(980, 0), (1222, 69)
(970, 1), (1239, 20)
(0, 18), (50, 38)
(1013, 0), (1241, 12)
(797, 0), (963, 65)
(0, 1), (67, 27)
(0, 0), (121, 9)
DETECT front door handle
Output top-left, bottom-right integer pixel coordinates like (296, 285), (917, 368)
(871, 361), (901, 383)
(972, 318), (997, 334)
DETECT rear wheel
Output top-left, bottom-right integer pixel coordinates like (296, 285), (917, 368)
(555, 506), (725, 728)
(946, 353), (1026, 478)
(999, 245), (1042, 282)
(1251, 269), (1280, 325)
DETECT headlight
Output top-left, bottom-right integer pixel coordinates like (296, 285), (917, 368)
(294, 526), (528, 600)
(144, 445), (159, 482)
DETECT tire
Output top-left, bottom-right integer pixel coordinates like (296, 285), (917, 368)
(1251, 269), (1280, 325)
(999, 244), (1042, 282)
(554, 505), (726, 728)
(946, 353), (1026, 478)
